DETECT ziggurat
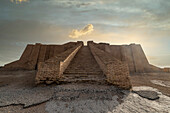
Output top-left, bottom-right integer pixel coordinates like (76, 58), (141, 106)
(3, 41), (162, 89)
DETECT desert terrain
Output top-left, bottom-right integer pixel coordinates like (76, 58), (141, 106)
(0, 70), (170, 113)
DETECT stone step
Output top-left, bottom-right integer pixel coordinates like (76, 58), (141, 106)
(65, 70), (102, 72)
(65, 69), (101, 71)
(60, 77), (107, 84)
(63, 46), (105, 83)
(65, 66), (101, 69)
(63, 76), (104, 80)
(63, 74), (104, 77)
(63, 72), (103, 75)
(63, 78), (105, 81)
(66, 66), (101, 69)
(64, 70), (102, 72)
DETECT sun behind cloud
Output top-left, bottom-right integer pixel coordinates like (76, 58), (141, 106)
(10, 0), (29, 4)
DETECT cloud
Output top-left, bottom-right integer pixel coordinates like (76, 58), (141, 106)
(10, 0), (29, 4)
(69, 24), (94, 38)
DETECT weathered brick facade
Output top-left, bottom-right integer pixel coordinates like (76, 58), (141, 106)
(3, 41), (163, 89)
(92, 42), (162, 73)
(35, 42), (83, 84)
(4, 42), (80, 70)
(164, 68), (170, 73)
(88, 41), (131, 89)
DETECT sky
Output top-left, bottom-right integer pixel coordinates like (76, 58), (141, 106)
(0, 0), (170, 67)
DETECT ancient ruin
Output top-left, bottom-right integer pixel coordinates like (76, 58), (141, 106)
(164, 68), (170, 73)
(3, 41), (163, 89)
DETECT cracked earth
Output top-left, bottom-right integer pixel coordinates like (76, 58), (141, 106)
(0, 70), (170, 113)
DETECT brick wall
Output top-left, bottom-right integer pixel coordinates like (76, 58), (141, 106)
(4, 43), (41, 70)
(88, 42), (131, 89)
(35, 42), (83, 84)
(4, 42), (79, 70)
(121, 45), (136, 72)
(4, 41), (162, 73)
(164, 68), (170, 73)
(92, 42), (162, 73)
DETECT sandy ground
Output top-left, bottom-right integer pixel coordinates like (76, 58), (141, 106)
(130, 72), (170, 96)
(0, 70), (170, 113)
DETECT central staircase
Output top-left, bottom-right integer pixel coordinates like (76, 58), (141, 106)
(62, 46), (106, 84)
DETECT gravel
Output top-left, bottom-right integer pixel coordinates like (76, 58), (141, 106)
(45, 86), (170, 113)
(0, 86), (54, 108)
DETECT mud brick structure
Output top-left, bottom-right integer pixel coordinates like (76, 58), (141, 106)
(3, 41), (163, 89)
(92, 42), (162, 73)
(88, 42), (131, 89)
(36, 42), (83, 84)
(4, 42), (80, 70)
(164, 68), (170, 73)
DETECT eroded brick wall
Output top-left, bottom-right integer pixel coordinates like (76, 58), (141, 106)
(93, 42), (162, 73)
(35, 42), (83, 84)
(4, 42), (80, 70)
(4, 43), (41, 70)
(88, 42), (131, 89)
(164, 68), (170, 73)
(4, 41), (162, 73)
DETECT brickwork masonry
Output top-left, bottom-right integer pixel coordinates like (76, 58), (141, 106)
(35, 43), (83, 84)
(3, 42), (80, 70)
(88, 42), (132, 89)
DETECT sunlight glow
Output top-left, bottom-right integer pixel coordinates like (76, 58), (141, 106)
(10, 0), (29, 4)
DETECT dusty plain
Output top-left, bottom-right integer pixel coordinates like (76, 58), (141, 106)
(0, 70), (170, 113)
